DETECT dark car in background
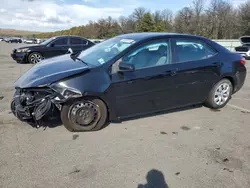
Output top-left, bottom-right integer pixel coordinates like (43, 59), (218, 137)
(235, 36), (250, 59)
(6, 37), (22, 43)
(11, 33), (246, 132)
(11, 35), (95, 64)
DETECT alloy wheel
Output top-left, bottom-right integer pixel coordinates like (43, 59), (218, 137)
(214, 83), (230, 105)
(30, 53), (42, 64)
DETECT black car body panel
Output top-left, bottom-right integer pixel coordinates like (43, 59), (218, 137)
(11, 36), (95, 63)
(12, 33), (247, 126)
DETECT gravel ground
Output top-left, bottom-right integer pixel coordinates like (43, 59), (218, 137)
(0, 42), (250, 188)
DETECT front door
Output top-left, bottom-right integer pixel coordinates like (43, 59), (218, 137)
(107, 39), (178, 119)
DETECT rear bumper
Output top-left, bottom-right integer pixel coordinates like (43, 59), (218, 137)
(233, 66), (247, 93)
(11, 52), (28, 63)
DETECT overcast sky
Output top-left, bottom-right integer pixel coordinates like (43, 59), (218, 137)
(0, 0), (247, 32)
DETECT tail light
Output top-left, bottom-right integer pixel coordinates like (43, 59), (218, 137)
(240, 58), (246, 65)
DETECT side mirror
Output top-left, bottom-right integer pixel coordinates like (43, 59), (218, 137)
(67, 48), (73, 54)
(119, 62), (135, 72)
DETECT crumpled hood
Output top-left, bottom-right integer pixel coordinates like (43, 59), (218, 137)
(15, 54), (89, 88)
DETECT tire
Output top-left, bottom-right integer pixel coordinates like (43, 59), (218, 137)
(61, 98), (108, 132)
(28, 52), (43, 64)
(205, 78), (233, 109)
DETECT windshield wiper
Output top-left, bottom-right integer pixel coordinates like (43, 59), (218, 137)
(70, 54), (89, 66)
(75, 57), (89, 66)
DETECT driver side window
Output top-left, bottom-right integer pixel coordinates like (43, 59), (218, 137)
(123, 40), (171, 70)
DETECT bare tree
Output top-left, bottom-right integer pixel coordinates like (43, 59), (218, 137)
(161, 9), (174, 32)
(192, 0), (205, 35)
(206, 0), (235, 39)
(237, 1), (250, 36)
(174, 7), (194, 34)
(131, 7), (148, 22)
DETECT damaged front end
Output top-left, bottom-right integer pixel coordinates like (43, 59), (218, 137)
(11, 82), (83, 128)
(11, 88), (58, 127)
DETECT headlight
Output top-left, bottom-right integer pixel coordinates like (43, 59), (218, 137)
(16, 48), (30, 53)
(50, 82), (82, 99)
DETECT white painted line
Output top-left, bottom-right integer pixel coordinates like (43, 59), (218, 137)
(193, 126), (201, 130)
(227, 104), (250, 113)
(232, 98), (250, 101)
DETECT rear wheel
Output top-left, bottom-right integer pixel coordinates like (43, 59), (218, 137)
(61, 98), (107, 132)
(28, 52), (43, 64)
(205, 78), (233, 109)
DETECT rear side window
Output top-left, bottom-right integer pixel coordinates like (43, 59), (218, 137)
(174, 39), (217, 63)
(53, 38), (68, 46)
(70, 38), (87, 45)
(206, 45), (217, 57)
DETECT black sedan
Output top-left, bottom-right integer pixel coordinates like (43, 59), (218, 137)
(5, 37), (22, 43)
(11, 33), (247, 132)
(11, 35), (95, 64)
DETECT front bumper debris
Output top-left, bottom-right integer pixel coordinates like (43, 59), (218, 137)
(11, 88), (61, 128)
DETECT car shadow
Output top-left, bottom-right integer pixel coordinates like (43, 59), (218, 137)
(25, 104), (203, 131)
(138, 169), (169, 188)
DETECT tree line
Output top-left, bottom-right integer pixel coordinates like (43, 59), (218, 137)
(36, 0), (250, 40)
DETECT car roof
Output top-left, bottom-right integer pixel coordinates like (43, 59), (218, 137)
(54, 35), (89, 40)
(116, 32), (206, 41)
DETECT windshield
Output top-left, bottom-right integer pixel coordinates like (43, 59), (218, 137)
(40, 37), (56, 45)
(78, 36), (136, 66)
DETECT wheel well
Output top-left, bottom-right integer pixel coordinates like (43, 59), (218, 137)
(223, 76), (235, 91)
(80, 95), (111, 117)
(27, 51), (43, 61)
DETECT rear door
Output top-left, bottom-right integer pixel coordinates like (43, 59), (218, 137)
(69, 37), (91, 53)
(170, 38), (221, 106)
(44, 37), (69, 58)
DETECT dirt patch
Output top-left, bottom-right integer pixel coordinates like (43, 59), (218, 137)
(208, 149), (243, 171)
(72, 134), (79, 140)
(180, 126), (190, 131)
